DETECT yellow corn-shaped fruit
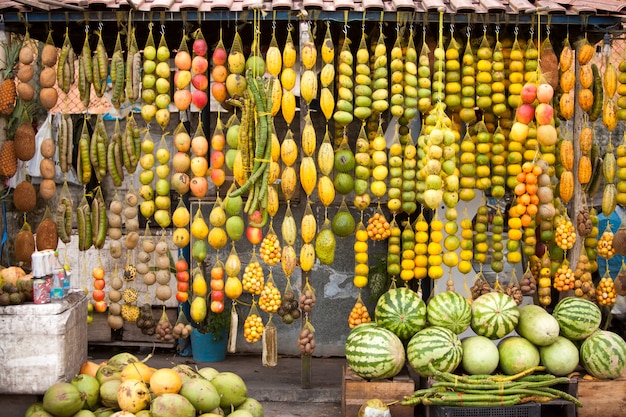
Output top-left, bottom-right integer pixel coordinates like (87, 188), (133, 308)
(281, 211), (297, 247)
(300, 156), (317, 196)
(281, 245), (297, 277)
(560, 139), (574, 171)
(605, 62), (618, 99)
(604, 99), (618, 131)
(269, 79), (282, 117)
(280, 165), (297, 201)
(300, 70), (318, 105)
(266, 45), (282, 77)
(320, 88), (335, 121)
(280, 67), (296, 91)
(560, 40), (574, 71)
(604, 143), (617, 184)
(300, 243), (315, 272)
(283, 37), (297, 68)
(301, 115), (316, 157)
(301, 40), (317, 70)
(321, 31), (334, 64)
(318, 176), (335, 207)
(317, 137), (334, 176)
(233, 150), (247, 186)
(301, 210), (317, 244)
(281, 90), (296, 125)
(280, 131), (298, 167)
(320, 63), (335, 87)
(559, 170), (574, 204)
(267, 184), (279, 217)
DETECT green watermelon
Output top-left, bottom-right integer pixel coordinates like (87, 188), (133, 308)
(345, 323), (406, 380)
(552, 297), (602, 341)
(375, 287), (426, 341)
(427, 291), (472, 334)
(470, 292), (519, 340)
(580, 330), (626, 379)
(406, 326), (462, 376)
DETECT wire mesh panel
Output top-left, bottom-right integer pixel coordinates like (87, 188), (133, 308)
(427, 403), (541, 417)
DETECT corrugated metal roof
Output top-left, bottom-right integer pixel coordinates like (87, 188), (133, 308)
(1, 0), (626, 16)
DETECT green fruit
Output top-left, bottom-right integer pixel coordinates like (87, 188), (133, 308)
(226, 125), (240, 149)
(331, 211), (355, 238)
(334, 149), (356, 172)
(224, 194), (243, 216)
(333, 172), (354, 195)
(193, 239), (208, 262)
(315, 228), (336, 265)
(225, 216), (245, 241)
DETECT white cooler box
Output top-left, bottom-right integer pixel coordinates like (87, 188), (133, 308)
(0, 291), (88, 394)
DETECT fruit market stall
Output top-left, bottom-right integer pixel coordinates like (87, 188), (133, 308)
(0, 0), (626, 415)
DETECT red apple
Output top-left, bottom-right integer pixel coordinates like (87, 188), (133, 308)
(176, 291), (189, 303)
(193, 39), (208, 57)
(248, 210), (263, 224)
(192, 73), (209, 91)
(212, 47), (227, 65)
(515, 103), (535, 124)
(94, 300), (107, 313)
(211, 300), (224, 313)
(192, 90), (208, 110)
(176, 270), (190, 282)
(534, 103), (554, 125)
(176, 259), (188, 272)
(192, 55), (209, 75)
(211, 290), (224, 302)
(174, 89), (192, 111)
(210, 168), (225, 187)
(246, 225), (263, 245)
(177, 281), (189, 292)
(520, 83), (538, 104)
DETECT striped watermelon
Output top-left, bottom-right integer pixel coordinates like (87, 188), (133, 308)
(470, 292), (519, 340)
(552, 297), (602, 341)
(345, 323), (406, 380)
(580, 330), (626, 379)
(427, 291), (472, 334)
(406, 326), (462, 376)
(375, 287), (426, 341)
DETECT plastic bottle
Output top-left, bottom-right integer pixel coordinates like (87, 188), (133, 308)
(50, 251), (65, 300)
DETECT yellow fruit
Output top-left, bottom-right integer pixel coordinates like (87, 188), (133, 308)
(319, 87), (335, 121)
(301, 210), (317, 244)
(225, 276), (243, 299)
(281, 166), (297, 201)
(300, 156), (317, 196)
(301, 116), (316, 157)
(192, 272), (208, 297)
(300, 70), (318, 104)
(300, 243), (315, 272)
(318, 175), (335, 207)
(265, 45), (282, 77)
(317, 138), (335, 176)
(281, 90), (296, 125)
(208, 227), (227, 250)
(191, 212), (209, 240)
(301, 40), (317, 70)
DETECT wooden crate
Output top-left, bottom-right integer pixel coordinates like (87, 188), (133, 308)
(342, 365), (416, 417)
(577, 369), (626, 417)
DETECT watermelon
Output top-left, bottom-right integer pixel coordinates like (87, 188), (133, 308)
(552, 297), (602, 341)
(375, 287), (426, 341)
(427, 291), (472, 334)
(406, 326), (462, 376)
(580, 330), (626, 379)
(344, 323), (406, 380)
(470, 292), (519, 340)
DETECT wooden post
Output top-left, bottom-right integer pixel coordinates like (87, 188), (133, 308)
(0, 29), (7, 144)
(567, 40), (584, 298)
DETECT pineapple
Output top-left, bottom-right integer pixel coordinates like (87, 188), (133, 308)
(0, 140), (17, 178)
(0, 39), (20, 116)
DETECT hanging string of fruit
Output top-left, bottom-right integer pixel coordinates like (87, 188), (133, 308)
(38, 30), (59, 111)
(281, 25), (297, 126)
(417, 26), (432, 116)
(173, 30), (191, 112)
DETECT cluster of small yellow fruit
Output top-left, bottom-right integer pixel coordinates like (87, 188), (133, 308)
(243, 313), (264, 343)
(260, 233), (282, 267)
(242, 261), (264, 295)
(348, 301), (371, 329)
(259, 280), (281, 314)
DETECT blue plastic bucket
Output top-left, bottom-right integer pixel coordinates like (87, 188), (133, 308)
(190, 328), (228, 362)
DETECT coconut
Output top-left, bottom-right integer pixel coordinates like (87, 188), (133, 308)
(96, 365), (123, 385)
(17, 64), (34, 82)
(613, 226), (626, 256)
(38, 179), (56, 201)
(39, 158), (56, 179)
(211, 372), (248, 408)
(39, 67), (57, 88)
(41, 44), (58, 67)
(99, 379), (121, 409)
(150, 393), (196, 417)
(17, 82), (35, 101)
(40, 138), (56, 158)
(39, 87), (58, 110)
(107, 352), (140, 369)
(197, 367), (219, 381)
(36, 217), (58, 251)
(93, 407), (116, 417)
(117, 380), (151, 413)
(19, 47), (34, 65)
(71, 374), (101, 411)
(235, 398), (264, 417)
(29, 412), (55, 417)
(24, 401), (45, 417)
(13, 180), (36, 212)
(73, 410), (97, 417)
(178, 378), (221, 412)
(42, 382), (84, 417)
